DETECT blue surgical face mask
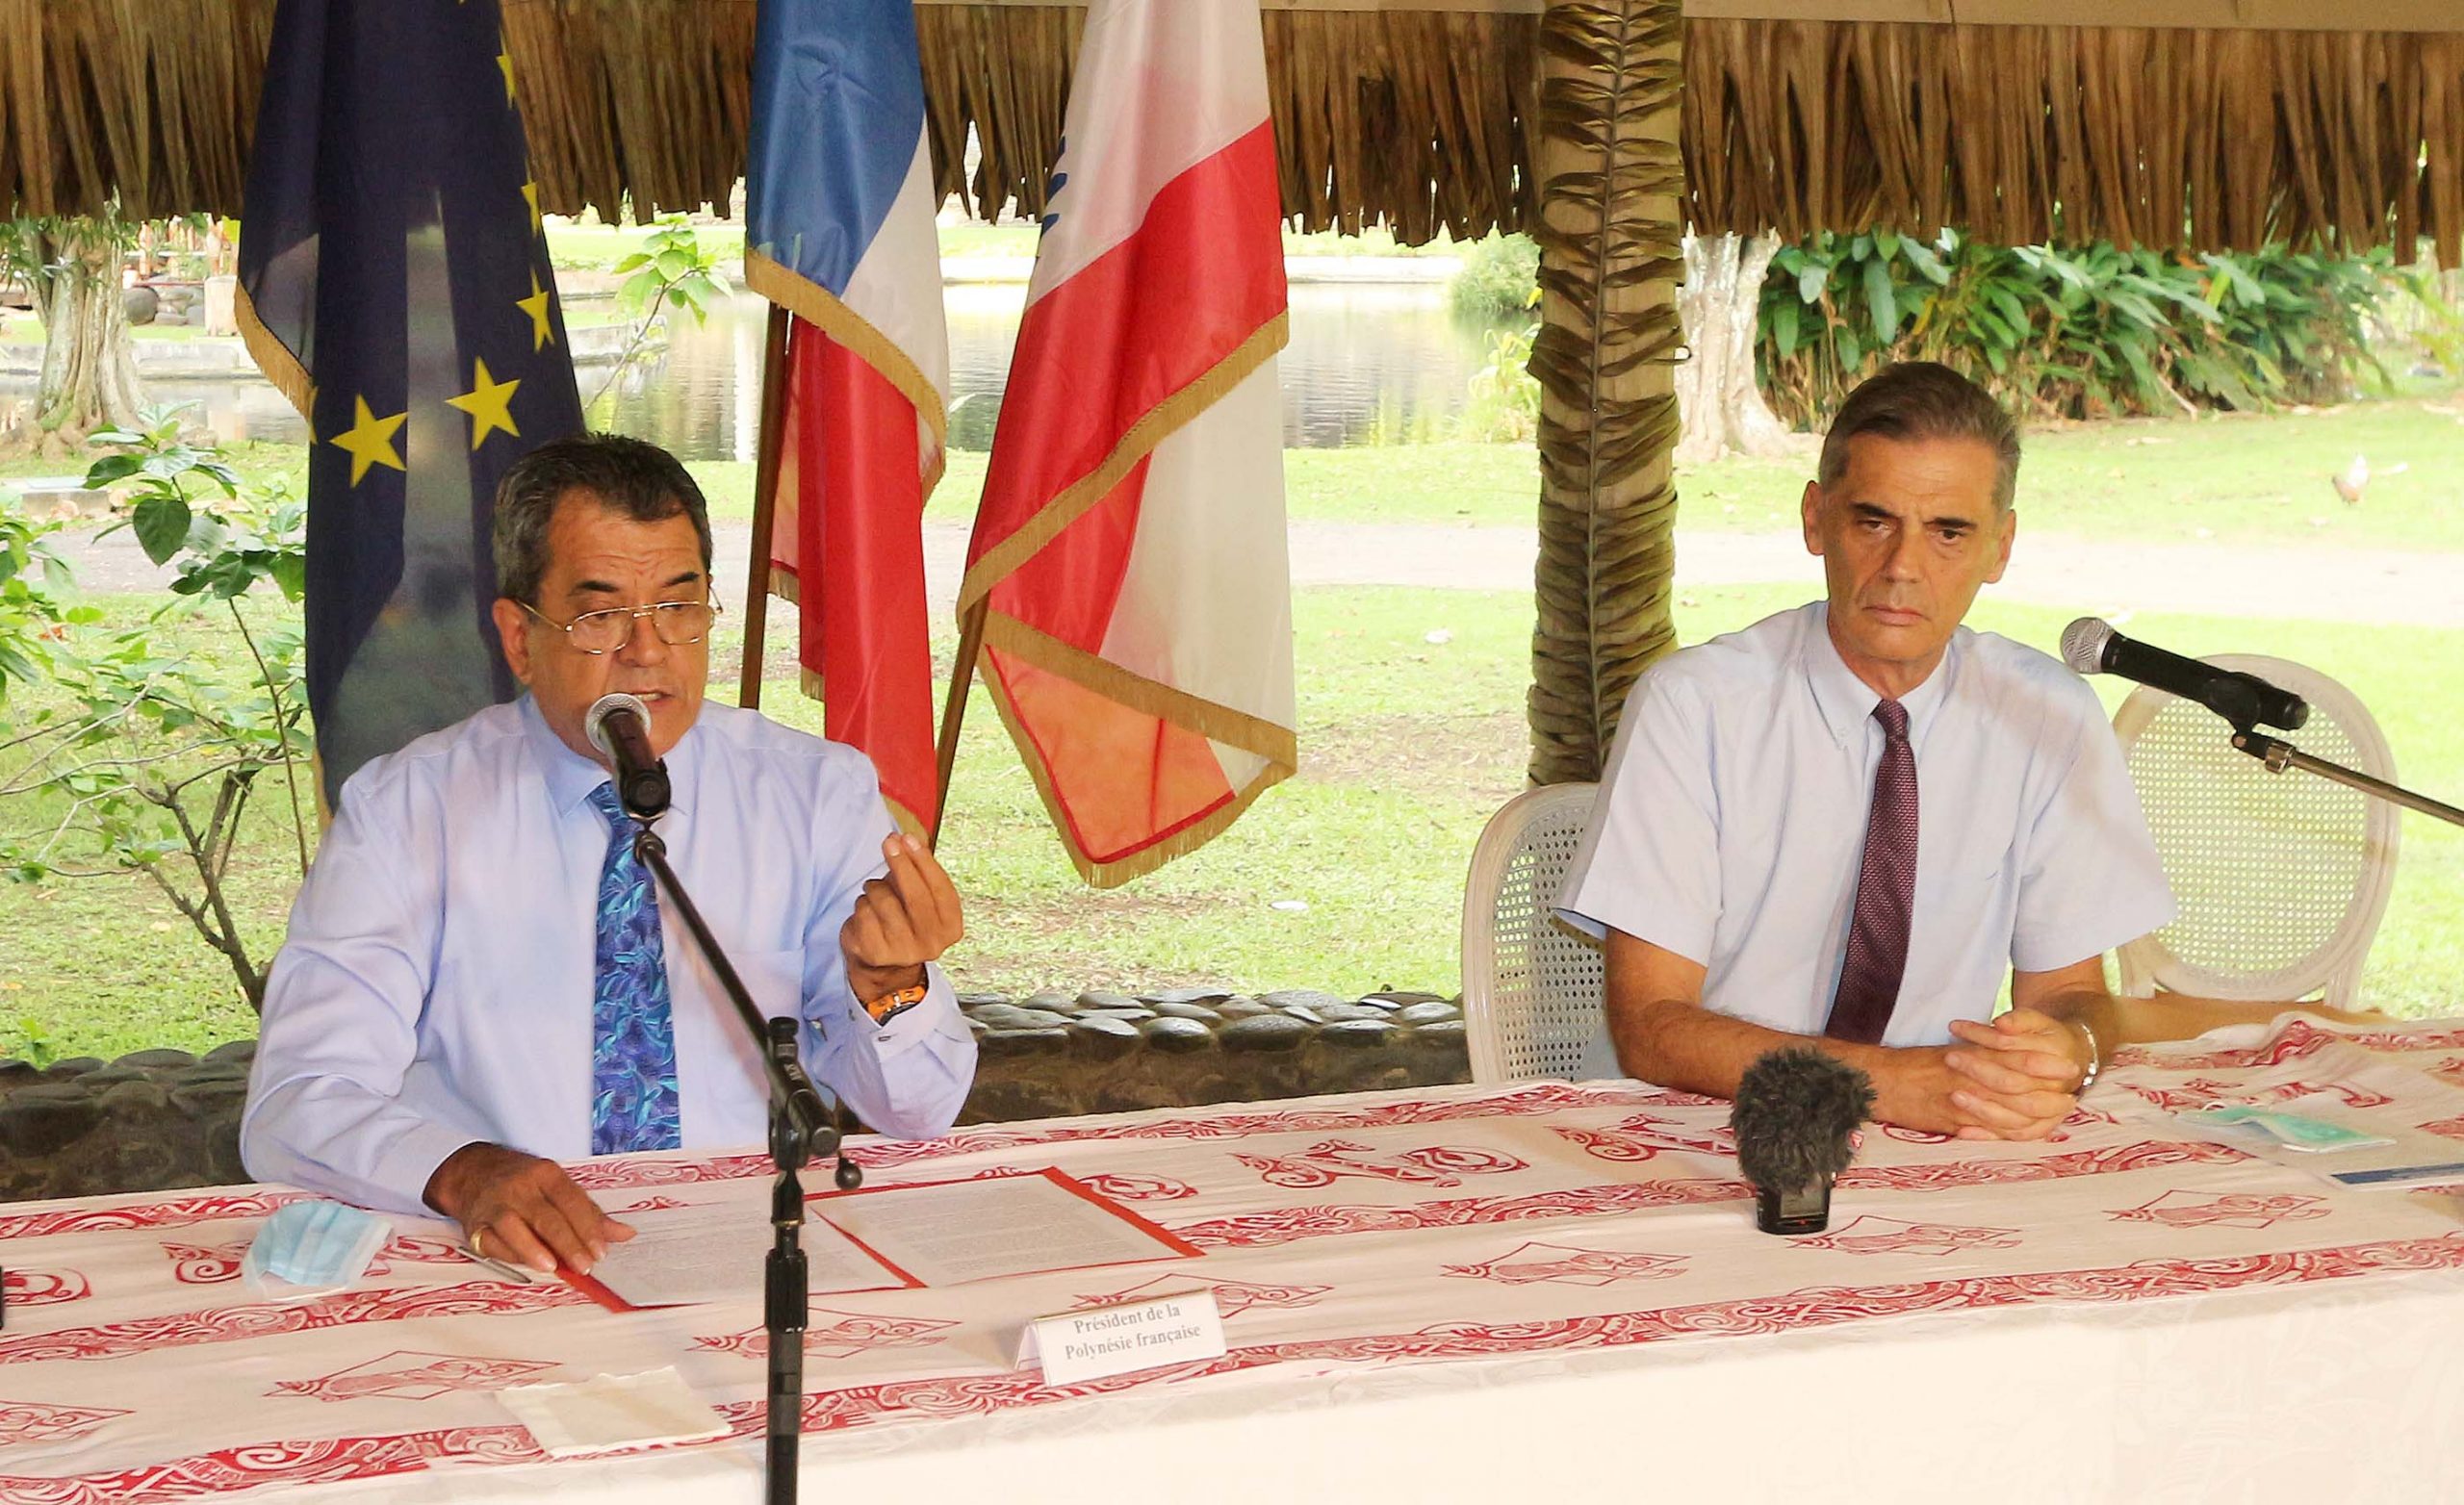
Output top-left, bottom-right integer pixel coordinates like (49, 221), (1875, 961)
(243, 1200), (393, 1294)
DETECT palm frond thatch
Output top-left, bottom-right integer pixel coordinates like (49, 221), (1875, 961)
(7, 5), (2462, 268)
(1527, 0), (1685, 787)
(1684, 21), (2464, 267)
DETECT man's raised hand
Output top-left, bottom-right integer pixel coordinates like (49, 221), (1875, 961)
(841, 832), (965, 1006)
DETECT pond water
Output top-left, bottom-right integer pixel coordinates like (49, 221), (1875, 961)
(7, 282), (1522, 457)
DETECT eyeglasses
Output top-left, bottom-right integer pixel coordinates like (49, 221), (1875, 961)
(517, 598), (721, 655)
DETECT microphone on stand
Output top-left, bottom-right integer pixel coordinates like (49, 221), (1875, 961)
(1732, 1049), (1875, 1236)
(590, 691), (868, 1199)
(584, 692), (671, 819)
(2060, 618), (2309, 733)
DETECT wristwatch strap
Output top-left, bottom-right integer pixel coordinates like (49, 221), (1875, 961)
(861, 982), (930, 1026)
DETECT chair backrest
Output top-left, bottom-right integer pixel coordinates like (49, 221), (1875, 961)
(2111, 653), (2398, 1008)
(1461, 782), (1610, 1083)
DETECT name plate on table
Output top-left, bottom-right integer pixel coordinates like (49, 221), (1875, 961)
(1018, 1292), (1227, 1386)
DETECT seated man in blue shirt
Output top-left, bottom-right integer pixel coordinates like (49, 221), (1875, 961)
(1558, 362), (2175, 1140)
(244, 434), (976, 1274)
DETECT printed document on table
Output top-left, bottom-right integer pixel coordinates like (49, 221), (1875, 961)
(816, 1168), (1199, 1287)
(585, 1196), (911, 1309)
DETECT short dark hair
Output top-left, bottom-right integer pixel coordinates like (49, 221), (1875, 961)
(491, 433), (713, 604)
(1817, 361), (2021, 510)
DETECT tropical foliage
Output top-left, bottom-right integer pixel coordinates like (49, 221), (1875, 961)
(0, 412), (309, 1008)
(1758, 231), (2391, 426)
(586, 215), (727, 415)
(1450, 234), (1542, 321)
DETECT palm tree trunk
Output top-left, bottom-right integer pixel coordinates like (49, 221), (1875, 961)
(1527, 0), (1686, 786)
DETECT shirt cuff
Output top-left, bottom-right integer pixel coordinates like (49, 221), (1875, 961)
(867, 965), (962, 1058)
(370, 1121), (486, 1219)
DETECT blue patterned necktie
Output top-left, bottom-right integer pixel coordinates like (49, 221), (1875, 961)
(586, 782), (681, 1154)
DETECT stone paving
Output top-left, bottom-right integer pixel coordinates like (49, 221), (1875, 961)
(0, 989), (1470, 1202)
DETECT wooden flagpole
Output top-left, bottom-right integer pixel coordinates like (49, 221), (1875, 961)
(736, 304), (793, 710)
(931, 599), (988, 848)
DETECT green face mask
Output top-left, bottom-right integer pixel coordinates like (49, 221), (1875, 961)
(2193, 1105), (2392, 1153)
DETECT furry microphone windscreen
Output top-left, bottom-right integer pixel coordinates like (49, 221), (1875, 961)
(1731, 1048), (1877, 1190)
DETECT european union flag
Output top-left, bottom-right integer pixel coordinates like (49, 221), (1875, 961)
(238, 0), (583, 803)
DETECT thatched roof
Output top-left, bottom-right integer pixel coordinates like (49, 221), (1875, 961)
(5, 1), (2463, 263)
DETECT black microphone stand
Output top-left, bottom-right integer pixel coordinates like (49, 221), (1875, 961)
(627, 806), (862, 1505)
(2226, 729), (2464, 831)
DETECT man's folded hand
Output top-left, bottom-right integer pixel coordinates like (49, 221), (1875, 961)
(1870, 1014), (2084, 1142)
(1938, 1009), (2090, 1140)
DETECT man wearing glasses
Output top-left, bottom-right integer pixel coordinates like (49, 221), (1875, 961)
(243, 435), (975, 1277)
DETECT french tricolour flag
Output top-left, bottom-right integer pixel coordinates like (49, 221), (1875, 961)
(744, 0), (950, 835)
(959, 0), (1296, 886)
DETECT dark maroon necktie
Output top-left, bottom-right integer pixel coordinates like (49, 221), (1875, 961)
(1824, 699), (1916, 1045)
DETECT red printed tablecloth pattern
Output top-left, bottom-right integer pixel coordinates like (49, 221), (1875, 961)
(6, 1018), (2464, 1502)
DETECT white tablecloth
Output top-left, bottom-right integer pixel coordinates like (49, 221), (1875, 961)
(8, 1014), (2464, 1503)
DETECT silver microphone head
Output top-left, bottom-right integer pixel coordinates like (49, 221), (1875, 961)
(584, 692), (652, 760)
(2059, 617), (2115, 676)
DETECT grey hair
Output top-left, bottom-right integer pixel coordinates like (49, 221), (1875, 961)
(1817, 361), (2021, 510)
(491, 433), (714, 604)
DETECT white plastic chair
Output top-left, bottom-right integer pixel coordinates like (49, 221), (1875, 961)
(2111, 653), (2398, 1008)
(1461, 782), (1612, 1083)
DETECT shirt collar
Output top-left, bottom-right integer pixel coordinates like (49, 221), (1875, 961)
(517, 693), (698, 820)
(1802, 601), (1960, 752)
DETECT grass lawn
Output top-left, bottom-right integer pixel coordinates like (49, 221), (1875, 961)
(681, 443), (1538, 529)
(4, 577), (2459, 1062)
(1676, 394), (2464, 548)
(0, 439), (306, 495)
(680, 393), (2464, 548)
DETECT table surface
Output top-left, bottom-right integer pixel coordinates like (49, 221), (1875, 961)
(10, 1014), (2464, 1503)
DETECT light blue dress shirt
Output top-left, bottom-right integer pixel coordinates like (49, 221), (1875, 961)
(243, 697), (978, 1214)
(1558, 601), (2175, 1049)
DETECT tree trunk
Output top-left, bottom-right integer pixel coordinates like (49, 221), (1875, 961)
(31, 223), (144, 453)
(1674, 230), (1795, 465)
(1526, 0), (1686, 787)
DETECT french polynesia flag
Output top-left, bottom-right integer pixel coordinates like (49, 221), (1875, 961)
(744, 0), (950, 835)
(959, 0), (1296, 887)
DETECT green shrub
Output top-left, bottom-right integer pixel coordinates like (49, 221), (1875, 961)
(1448, 234), (1540, 321)
(1438, 227), (2400, 434)
(1457, 321), (1541, 443)
(1758, 231), (2390, 428)
(0, 412), (309, 1009)
(0, 499), (74, 699)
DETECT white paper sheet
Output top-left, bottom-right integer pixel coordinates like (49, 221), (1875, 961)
(815, 1169), (1196, 1287)
(496, 1367), (727, 1458)
(586, 1197), (910, 1309)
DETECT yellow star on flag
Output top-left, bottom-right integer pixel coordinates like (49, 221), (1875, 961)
(517, 270), (555, 351)
(522, 180), (542, 233)
(329, 395), (408, 486)
(447, 358), (522, 451)
(498, 51), (516, 102)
